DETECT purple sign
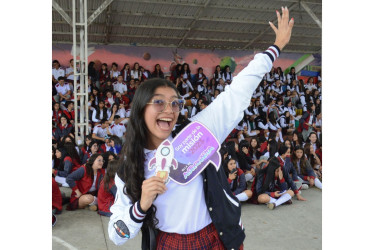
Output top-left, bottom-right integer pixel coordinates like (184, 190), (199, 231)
(148, 121), (221, 185)
(170, 122), (221, 185)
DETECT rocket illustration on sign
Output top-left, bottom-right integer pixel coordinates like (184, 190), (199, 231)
(148, 140), (178, 184)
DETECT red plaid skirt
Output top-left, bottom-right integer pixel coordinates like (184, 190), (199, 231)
(156, 223), (244, 250)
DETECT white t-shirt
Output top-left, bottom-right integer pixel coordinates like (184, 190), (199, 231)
(92, 124), (110, 138)
(52, 68), (65, 80)
(110, 121), (127, 138)
(113, 82), (128, 94)
(55, 83), (71, 95)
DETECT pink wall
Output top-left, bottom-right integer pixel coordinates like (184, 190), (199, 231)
(52, 44), (319, 77)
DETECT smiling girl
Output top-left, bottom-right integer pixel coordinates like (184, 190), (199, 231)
(108, 7), (294, 250)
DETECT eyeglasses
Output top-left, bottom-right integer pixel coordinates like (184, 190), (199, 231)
(147, 99), (185, 113)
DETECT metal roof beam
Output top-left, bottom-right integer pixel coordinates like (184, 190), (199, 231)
(52, 31), (320, 47)
(52, 0), (72, 26)
(52, 40), (320, 54)
(87, 0), (114, 25)
(116, 0), (322, 15)
(280, 0), (322, 5)
(53, 21), (321, 39)
(53, 10), (320, 29)
(300, 1), (322, 29)
(177, 0), (212, 47)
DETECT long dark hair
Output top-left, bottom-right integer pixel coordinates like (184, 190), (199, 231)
(223, 157), (239, 191)
(291, 145), (308, 175)
(63, 142), (81, 164)
(95, 101), (108, 120)
(258, 157), (280, 194)
(85, 153), (102, 180)
(103, 160), (119, 192)
(268, 139), (278, 158)
(56, 147), (68, 171)
(117, 78), (181, 230)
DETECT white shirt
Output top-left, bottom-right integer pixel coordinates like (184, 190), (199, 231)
(111, 70), (121, 79)
(91, 109), (106, 123)
(131, 70), (141, 79)
(55, 83), (70, 95)
(110, 121), (127, 138)
(108, 49), (275, 245)
(93, 124), (110, 138)
(52, 67), (65, 80)
(65, 67), (80, 81)
(113, 82), (128, 95)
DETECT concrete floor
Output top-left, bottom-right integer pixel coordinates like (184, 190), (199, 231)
(52, 187), (322, 250)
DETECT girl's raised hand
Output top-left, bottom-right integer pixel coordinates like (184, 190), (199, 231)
(269, 7), (294, 51)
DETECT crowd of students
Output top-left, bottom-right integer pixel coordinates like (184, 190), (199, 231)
(52, 58), (322, 225)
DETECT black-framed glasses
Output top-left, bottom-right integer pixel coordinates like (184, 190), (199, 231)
(147, 99), (185, 113)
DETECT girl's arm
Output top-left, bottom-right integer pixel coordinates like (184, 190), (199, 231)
(66, 166), (85, 190)
(190, 49), (277, 144)
(232, 174), (247, 195)
(108, 174), (146, 245)
(55, 158), (73, 177)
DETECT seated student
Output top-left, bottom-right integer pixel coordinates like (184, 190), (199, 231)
(110, 115), (128, 142)
(237, 140), (257, 182)
(291, 145), (322, 190)
(268, 111), (284, 143)
(304, 143), (322, 179)
(66, 153), (105, 211)
(98, 160), (119, 216)
(52, 102), (63, 127)
(52, 177), (63, 215)
(102, 151), (118, 169)
(277, 145), (306, 201)
(82, 141), (99, 164)
(305, 131), (322, 161)
(63, 101), (75, 125)
(292, 131), (304, 149)
(53, 143), (81, 187)
(255, 157), (294, 210)
(92, 101), (108, 124)
(99, 135), (121, 154)
(279, 110), (295, 135)
(224, 157), (253, 202)
(298, 103), (316, 141)
(92, 119), (113, 143)
(54, 115), (74, 141)
(81, 134), (92, 158)
(55, 77), (72, 103)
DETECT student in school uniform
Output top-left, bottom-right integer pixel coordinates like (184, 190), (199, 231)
(286, 67), (298, 83)
(291, 145), (322, 190)
(108, 8), (293, 249)
(82, 140), (99, 164)
(298, 103), (316, 141)
(113, 75), (128, 97)
(92, 101), (108, 124)
(291, 131), (304, 149)
(98, 160), (119, 217)
(194, 67), (207, 85)
(278, 110), (295, 135)
(52, 60), (65, 84)
(222, 65), (233, 84)
(255, 157), (294, 210)
(272, 79), (284, 95)
(224, 157), (253, 202)
(213, 65), (223, 82)
(304, 143), (322, 179)
(66, 153), (106, 211)
(99, 63), (110, 85)
(266, 67), (276, 84)
(55, 77), (72, 103)
(52, 102), (63, 127)
(151, 64), (165, 79)
(131, 62), (142, 80)
(277, 145), (306, 200)
(274, 66), (286, 84)
(53, 143), (82, 187)
(92, 119), (113, 143)
(268, 111), (284, 143)
(81, 135), (92, 158)
(63, 101), (75, 125)
(54, 115), (74, 142)
(110, 63), (121, 82)
(121, 63), (131, 82)
(304, 77), (317, 91)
